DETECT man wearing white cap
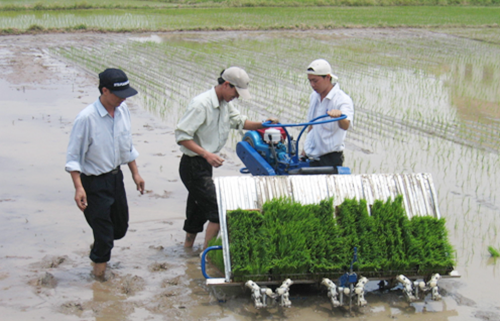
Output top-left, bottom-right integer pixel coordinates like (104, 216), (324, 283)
(304, 59), (354, 170)
(175, 67), (277, 249)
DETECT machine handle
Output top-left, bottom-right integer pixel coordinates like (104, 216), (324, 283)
(262, 114), (347, 128)
(262, 114), (347, 162)
(201, 245), (223, 279)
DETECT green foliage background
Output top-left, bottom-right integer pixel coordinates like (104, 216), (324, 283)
(1, 1), (499, 34)
(209, 196), (456, 281)
(1, 0), (500, 10)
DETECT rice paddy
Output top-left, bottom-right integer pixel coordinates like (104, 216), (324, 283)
(1, 6), (499, 33)
(49, 29), (500, 279)
(1, 0), (499, 315)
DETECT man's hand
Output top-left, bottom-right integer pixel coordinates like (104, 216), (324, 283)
(327, 109), (342, 118)
(74, 186), (87, 211)
(327, 109), (350, 130)
(204, 152), (225, 168)
(265, 118), (279, 124)
(133, 173), (145, 194)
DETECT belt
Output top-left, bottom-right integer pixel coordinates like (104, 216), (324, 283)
(81, 166), (120, 177)
(322, 151), (343, 156)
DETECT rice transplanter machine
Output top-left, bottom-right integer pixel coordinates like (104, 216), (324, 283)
(201, 115), (460, 309)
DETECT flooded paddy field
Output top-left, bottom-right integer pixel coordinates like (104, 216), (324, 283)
(1, 7), (500, 33)
(0, 29), (499, 320)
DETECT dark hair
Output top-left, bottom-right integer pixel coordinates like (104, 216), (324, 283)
(217, 69), (226, 85)
(98, 84), (104, 94)
(217, 69), (234, 87)
(307, 68), (329, 79)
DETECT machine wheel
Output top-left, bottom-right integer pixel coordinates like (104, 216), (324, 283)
(245, 136), (268, 160)
(244, 136), (255, 148)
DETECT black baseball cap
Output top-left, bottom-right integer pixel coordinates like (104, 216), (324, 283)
(99, 68), (138, 98)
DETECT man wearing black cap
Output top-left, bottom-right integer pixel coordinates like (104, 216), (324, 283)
(175, 67), (278, 250)
(66, 68), (145, 279)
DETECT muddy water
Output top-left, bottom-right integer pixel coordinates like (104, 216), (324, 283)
(0, 32), (499, 321)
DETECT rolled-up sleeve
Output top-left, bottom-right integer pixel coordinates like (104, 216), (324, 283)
(128, 146), (139, 163)
(65, 116), (89, 173)
(227, 102), (247, 129)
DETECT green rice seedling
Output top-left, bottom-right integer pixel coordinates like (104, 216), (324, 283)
(226, 209), (272, 281)
(225, 196), (456, 281)
(370, 196), (411, 273)
(262, 199), (314, 277)
(407, 216), (455, 275)
(335, 198), (362, 270)
(207, 236), (224, 274)
(307, 199), (344, 275)
(488, 246), (500, 258)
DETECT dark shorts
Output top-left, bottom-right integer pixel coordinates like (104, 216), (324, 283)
(310, 151), (344, 168)
(179, 154), (219, 234)
(81, 168), (128, 263)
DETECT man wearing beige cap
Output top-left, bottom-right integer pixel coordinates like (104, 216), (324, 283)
(303, 59), (354, 170)
(175, 67), (277, 249)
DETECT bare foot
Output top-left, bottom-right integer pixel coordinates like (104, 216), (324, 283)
(92, 262), (107, 281)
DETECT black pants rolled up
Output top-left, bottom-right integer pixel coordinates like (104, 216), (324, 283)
(81, 168), (128, 263)
(179, 155), (219, 234)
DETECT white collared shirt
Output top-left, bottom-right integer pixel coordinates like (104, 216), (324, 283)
(304, 84), (354, 159)
(65, 99), (139, 176)
(175, 87), (247, 156)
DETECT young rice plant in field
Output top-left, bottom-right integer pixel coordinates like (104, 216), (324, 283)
(212, 196), (456, 281)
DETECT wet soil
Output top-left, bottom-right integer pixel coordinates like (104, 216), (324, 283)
(0, 33), (498, 321)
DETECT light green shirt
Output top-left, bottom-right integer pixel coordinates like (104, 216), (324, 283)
(175, 87), (248, 156)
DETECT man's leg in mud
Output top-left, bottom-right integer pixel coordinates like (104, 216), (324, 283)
(184, 232), (197, 248)
(179, 155), (218, 248)
(93, 262), (107, 279)
(204, 222), (220, 249)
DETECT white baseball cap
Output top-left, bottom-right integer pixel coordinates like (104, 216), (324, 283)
(306, 59), (338, 81)
(221, 67), (251, 100)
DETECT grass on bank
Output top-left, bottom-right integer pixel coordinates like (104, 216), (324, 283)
(1, 6), (499, 35)
(1, 0), (500, 10)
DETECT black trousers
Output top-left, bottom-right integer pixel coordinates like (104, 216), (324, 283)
(179, 155), (219, 234)
(309, 151), (344, 168)
(81, 168), (128, 263)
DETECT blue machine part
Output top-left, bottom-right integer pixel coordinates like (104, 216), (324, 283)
(237, 114), (351, 176)
(337, 167), (351, 175)
(236, 141), (276, 176)
(237, 131), (309, 176)
(339, 247), (358, 287)
(241, 131), (287, 167)
(201, 245), (223, 279)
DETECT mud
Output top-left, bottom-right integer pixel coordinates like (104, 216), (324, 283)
(0, 32), (499, 321)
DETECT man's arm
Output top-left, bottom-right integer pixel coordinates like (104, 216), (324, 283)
(70, 171), (87, 211)
(243, 118), (279, 131)
(326, 109), (350, 130)
(127, 160), (145, 194)
(179, 140), (224, 168)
